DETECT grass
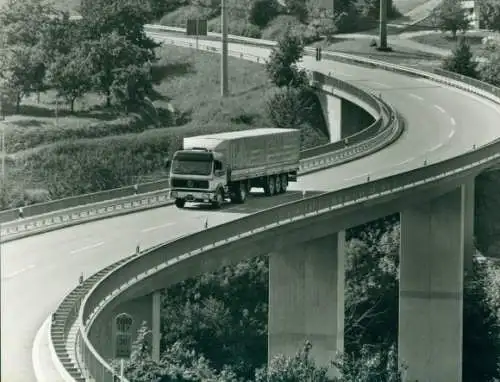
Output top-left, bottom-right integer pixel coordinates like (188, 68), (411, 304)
(410, 32), (489, 55)
(4, 44), (307, 207)
(312, 37), (443, 68)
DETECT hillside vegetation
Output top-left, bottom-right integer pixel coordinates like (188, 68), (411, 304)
(156, 0), (402, 43)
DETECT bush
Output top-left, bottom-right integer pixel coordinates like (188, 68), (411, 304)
(208, 17), (262, 38)
(442, 37), (478, 78)
(249, 0), (280, 27)
(262, 15), (319, 45)
(159, 5), (214, 27)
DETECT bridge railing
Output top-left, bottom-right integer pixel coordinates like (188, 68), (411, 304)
(73, 36), (500, 381)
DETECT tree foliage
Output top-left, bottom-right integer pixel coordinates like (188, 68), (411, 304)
(477, 39), (500, 87)
(249, 0), (280, 27)
(436, 0), (469, 38)
(477, 0), (500, 31)
(160, 256), (269, 380)
(265, 29), (308, 88)
(442, 37), (478, 78)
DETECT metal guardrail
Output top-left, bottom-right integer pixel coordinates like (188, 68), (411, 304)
(70, 36), (500, 382)
(0, 42), (393, 242)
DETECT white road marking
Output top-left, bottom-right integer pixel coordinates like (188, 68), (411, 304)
(409, 93), (423, 101)
(344, 172), (371, 182)
(70, 242), (104, 254)
(371, 81), (390, 88)
(3, 264), (36, 279)
(32, 315), (50, 382)
(433, 104), (446, 113)
(450, 117), (456, 126)
(430, 143), (443, 151)
(141, 222), (175, 233)
(449, 130), (455, 138)
(397, 157), (416, 166)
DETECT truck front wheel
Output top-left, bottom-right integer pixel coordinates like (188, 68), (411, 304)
(212, 189), (224, 209)
(175, 199), (185, 208)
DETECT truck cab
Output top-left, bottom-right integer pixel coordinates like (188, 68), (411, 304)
(169, 148), (227, 209)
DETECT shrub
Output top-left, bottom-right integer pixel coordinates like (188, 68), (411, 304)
(159, 5), (214, 27)
(208, 17), (262, 38)
(249, 0), (280, 27)
(442, 37), (478, 78)
(262, 15), (319, 45)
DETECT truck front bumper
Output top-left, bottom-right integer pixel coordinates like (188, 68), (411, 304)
(170, 190), (217, 203)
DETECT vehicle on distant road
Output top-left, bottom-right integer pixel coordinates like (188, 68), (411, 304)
(169, 128), (301, 208)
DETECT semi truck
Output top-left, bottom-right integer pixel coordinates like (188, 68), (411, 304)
(169, 128), (301, 209)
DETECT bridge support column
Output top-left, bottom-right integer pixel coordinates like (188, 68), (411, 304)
(91, 291), (162, 361)
(317, 91), (342, 142)
(399, 181), (474, 382)
(268, 231), (345, 374)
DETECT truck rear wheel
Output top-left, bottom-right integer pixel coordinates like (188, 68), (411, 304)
(280, 174), (288, 193)
(264, 176), (276, 196)
(175, 199), (185, 208)
(236, 182), (247, 204)
(275, 175), (282, 194)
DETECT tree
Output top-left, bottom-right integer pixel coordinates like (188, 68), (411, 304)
(332, 344), (405, 381)
(161, 256), (269, 380)
(119, 322), (238, 382)
(47, 47), (94, 112)
(255, 342), (331, 382)
(463, 260), (500, 382)
(0, 45), (46, 112)
(436, 0), (469, 38)
(266, 86), (313, 130)
(87, 32), (155, 107)
(476, 39), (500, 87)
(442, 37), (478, 78)
(249, 0), (280, 27)
(283, 0), (309, 23)
(265, 29), (309, 88)
(307, 6), (338, 42)
(0, 0), (57, 47)
(476, 0), (500, 31)
(79, 0), (159, 56)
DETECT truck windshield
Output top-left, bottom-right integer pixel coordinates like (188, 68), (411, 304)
(171, 152), (213, 176)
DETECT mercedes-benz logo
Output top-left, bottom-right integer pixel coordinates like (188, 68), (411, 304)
(187, 180), (194, 187)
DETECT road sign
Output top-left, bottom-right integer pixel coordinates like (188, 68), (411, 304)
(115, 313), (133, 359)
(186, 19), (207, 36)
(115, 333), (132, 358)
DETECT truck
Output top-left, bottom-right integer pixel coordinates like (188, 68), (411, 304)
(169, 128), (301, 209)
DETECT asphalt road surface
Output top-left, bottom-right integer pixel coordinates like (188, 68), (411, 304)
(2, 35), (500, 382)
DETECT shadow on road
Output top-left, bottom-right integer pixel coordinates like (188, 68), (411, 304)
(179, 190), (325, 214)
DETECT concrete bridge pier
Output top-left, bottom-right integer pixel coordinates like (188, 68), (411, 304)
(399, 179), (475, 382)
(88, 290), (162, 362)
(268, 231), (346, 374)
(316, 92), (375, 142)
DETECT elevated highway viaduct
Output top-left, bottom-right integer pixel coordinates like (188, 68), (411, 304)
(2, 32), (500, 382)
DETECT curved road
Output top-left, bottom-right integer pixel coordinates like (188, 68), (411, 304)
(2, 37), (500, 382)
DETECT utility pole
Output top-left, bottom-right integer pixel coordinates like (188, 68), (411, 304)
(221, 0), (229, 97)
(379, 0), (388, 50)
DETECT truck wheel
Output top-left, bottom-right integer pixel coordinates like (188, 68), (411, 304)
(212, 189), (224, 209)
(275, 175), (282, 194)
(175, 199), (185, 208)
(264, 176), (276, 196)
(236, 182), (247, 204)
(280, 174), (288, 193)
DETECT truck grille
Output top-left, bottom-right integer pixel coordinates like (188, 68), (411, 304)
(171, 178), (209, 189)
